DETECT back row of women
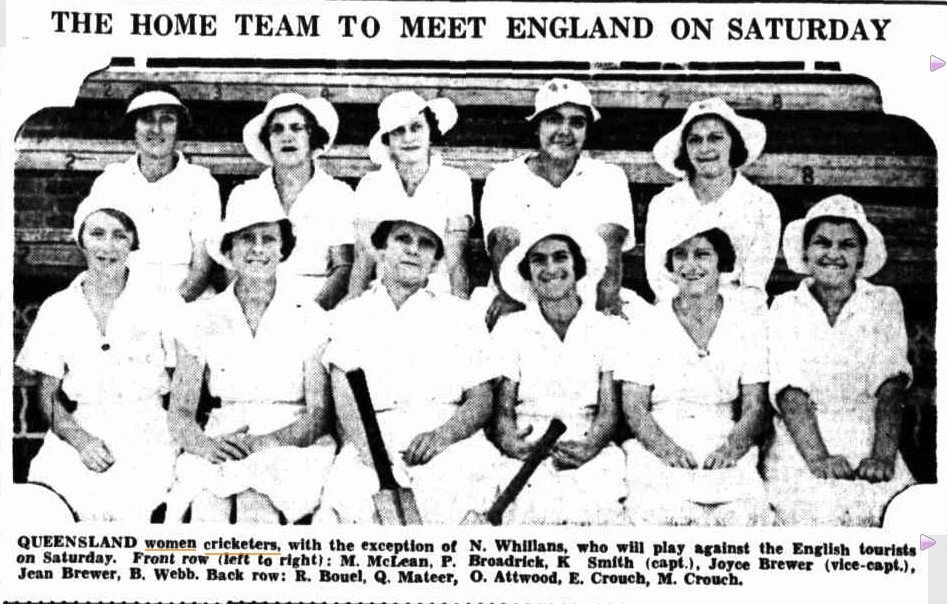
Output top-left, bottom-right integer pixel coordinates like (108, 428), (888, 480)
(16, 79), (914, 526)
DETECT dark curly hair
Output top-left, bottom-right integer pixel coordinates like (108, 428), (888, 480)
(220, 219), (297, 262)
(380, 107), (443, 146)
(517, 234), (588, 282)
(664, 227), (736, 273)
(258, 104), (331, 156)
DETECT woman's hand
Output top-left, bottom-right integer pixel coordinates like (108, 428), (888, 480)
(497, 424), (535, 461)
(184, 426), (251, 464)
(77, 436), (115, 473)
(485, 293), (525, 331)
(703, 442), (748, 470)
(402, 428), (453, 466)
(808, 454), (855, 479)
(551, 438), (602, 470)
(855, 456), (895, 483)
(655, 442), (698, 469)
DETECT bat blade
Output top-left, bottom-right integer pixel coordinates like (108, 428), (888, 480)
(372, 488), (422, 525)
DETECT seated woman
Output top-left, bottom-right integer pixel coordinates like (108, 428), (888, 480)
(349, 91), (472, 299)
(763, 195), (915, 526)
(321, 211), (501, 524)
(166, 199), (336, 524)
(15, 195), (181, 520)
(491, 228), (628, 524)
(646, 97), (780, 305)
(619, 217), (772, 526)
(230, 92), (354, 309)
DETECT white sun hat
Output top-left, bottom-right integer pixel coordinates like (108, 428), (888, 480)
(499, 227), (607, 305)
(526, 78), (602, 123)
(367, 91), (458, 165)
(71, 193), (141, 244)
(653, 97), (767, 179)
(207, 189), (292, 270)
(782, 194), (887, 278)
(242, 92), (340, 165)
(125, 89), (189, 118)
(657, 212), (737, 286)
(369, 208), (446, 254)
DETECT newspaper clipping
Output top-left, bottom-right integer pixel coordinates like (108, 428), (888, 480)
(2, 0), (945, 602)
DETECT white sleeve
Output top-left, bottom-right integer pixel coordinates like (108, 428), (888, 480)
(445, 168), (474, 228)
(594, 164), (636, 249)
(15, 298), (67, 379)
(740, 305), (769, 385)
(324, 180), (357, 247)
(739, 186), (781, 290)
(766, 295), (811, 410)
(489, 315), (522, 384)
(612, 317), (656, 386)
(643, 189), (678, 302)
(866, 287), (913, 394)
(479, 166), (511, 240)
(190, 170), (222, 246)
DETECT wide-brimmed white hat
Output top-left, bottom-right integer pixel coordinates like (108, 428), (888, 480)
(367, 91), (458, 165)
(499, 227), (606, 305)
(71, 193), (140, 244)
(653, 97), (766, 179)
(125, 89), (189, 119)
(242, 92), (339, 165)
(369, 209), (446, 255)
(526, 78), (601, 123)
(207, 190), (291, 270)
(782, 194), (887, 278)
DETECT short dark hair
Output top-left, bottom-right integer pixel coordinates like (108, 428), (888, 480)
(220, 219), (296, 262)
(124, 83), (189, 136)
(380, 107), (443, 146)
(664, 227), (736, 273)
(517, 234), (588, 282)
(258, 104), (331, 156)
(802, 216), (868, 250)
(673, 114), (749, 177)
(77, 208), (140, 251)
(370, 220), (445, 261)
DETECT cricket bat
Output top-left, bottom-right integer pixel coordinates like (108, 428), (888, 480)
(346, 368), (423, 525)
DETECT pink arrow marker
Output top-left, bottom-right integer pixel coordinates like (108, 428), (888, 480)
(931, 55), (945, 72)
(921, 534), (936, 550)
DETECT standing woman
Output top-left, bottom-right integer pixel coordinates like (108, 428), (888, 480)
(15, 195), (181, 521)
(166, 200), (337, 524)
(491, 228), (628, 524)
(619, 217), (772, 526)
(478, 79), (635, 326)
(646, 97), (780, 304)
(764, 195), (914, 526)
(229, 92), (354, 309)
(349, 91), (472, 299)
(86, 84), (219, 301)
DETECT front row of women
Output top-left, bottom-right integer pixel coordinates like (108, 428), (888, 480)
(17, 193), (914, 527)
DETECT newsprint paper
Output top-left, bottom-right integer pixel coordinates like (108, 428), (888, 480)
(1, 1), (946, 603)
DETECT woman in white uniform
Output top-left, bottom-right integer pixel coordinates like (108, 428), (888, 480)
(349, 91), (472, 299)
(646, 97), (780, 305)
(228, 92), (354, 309)
(322, 211), (501, 524)
(491, 228), (628, 524)
(620, 217), (773, 526)
(763, 195), (914, 526)
(476, 79), (636, 327)
(85, 84), (219, 300)
(166, 199), (337, 524)
(16, 195), (180, 521)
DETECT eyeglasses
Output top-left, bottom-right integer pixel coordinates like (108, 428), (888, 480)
(267, 123), (309, 135)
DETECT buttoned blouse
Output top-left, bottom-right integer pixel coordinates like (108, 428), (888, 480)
(87, 153), (220, 269)
(479, 153), (635, 249)
(354, 154), (473, 237)
(768, 278), (912, 412)
(176, 280), (330, 403)
(492, 302), (625, 426)
(324, 283), (499, 410)
(644, 174), (780, 301)
(16, 269), (179, 405)
(617, 290), (768, 406)
(226, 166), (355, 278)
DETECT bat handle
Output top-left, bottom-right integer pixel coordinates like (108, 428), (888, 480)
(485, 418), (567, 526)
(346, 368), (400, 490)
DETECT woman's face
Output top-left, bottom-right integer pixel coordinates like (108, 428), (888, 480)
(134, 107), (180, 160)
(227, 222), (283, 280)
(527, 237), (578, 301)
(387, 112), (432, 165)
(380, 222), (439, 286)
(80, 211), (134, 275)
(267, 108), (312, 167)
(536, 103), (588, 163)
(804, 222), (864, 288)
(669, 235), (721, 296)
(684, 116), (733, 179)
